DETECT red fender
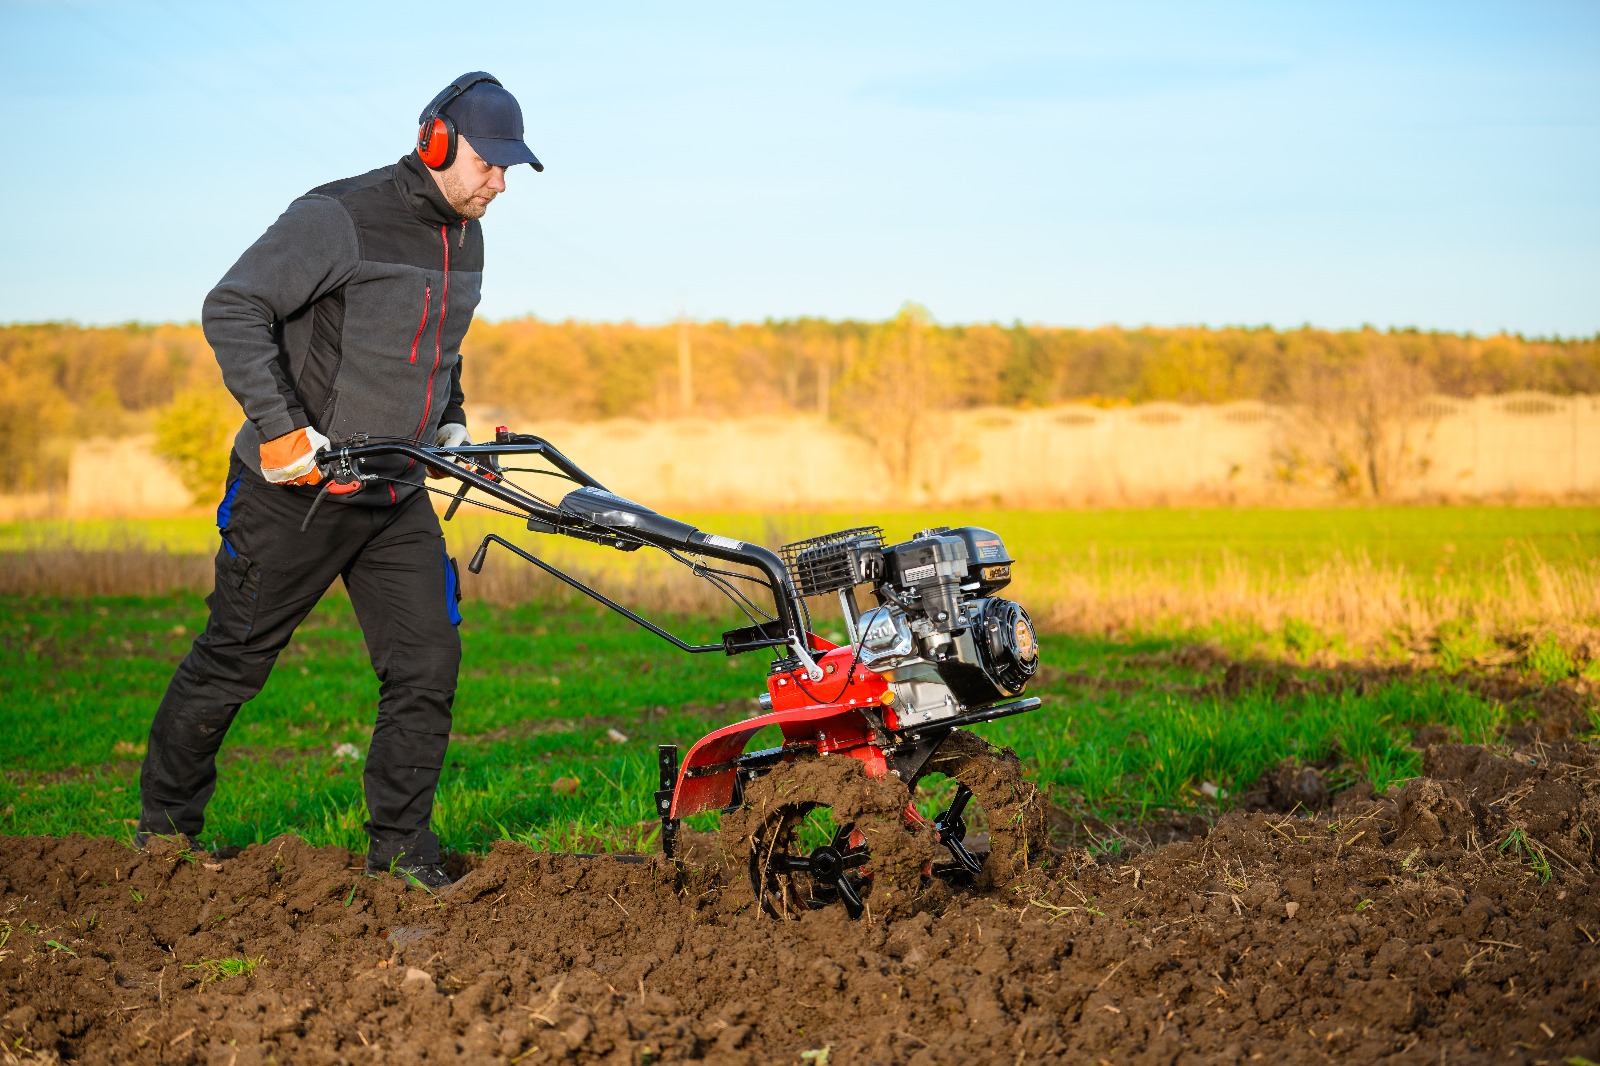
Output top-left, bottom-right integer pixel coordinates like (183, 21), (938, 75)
(670, 643), (894, 818)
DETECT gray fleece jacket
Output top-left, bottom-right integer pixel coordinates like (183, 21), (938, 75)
(202, 152), (483, 505)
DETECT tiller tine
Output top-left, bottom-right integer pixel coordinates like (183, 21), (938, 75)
(834, 873), (865, 919)
(934, 783), (983, 874)
(826, 826), (870, 918)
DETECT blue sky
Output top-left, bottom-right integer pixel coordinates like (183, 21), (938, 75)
(2, 1), (1596, 334)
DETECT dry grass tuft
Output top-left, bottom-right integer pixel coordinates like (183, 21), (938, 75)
(1027, 548), (1600, 651)
(3, 543), (1597, 665)
(0, 547), (212, 598)
(457, 551), (736, 616)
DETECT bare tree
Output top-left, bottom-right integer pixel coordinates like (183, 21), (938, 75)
(1277, 333), (1435, 498)
(835, 304), (949, 497)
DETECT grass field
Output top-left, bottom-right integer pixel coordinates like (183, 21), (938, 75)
(1, 595), (1590, 858)
(5, 503), (1598, 657)
(2, 505), (1596, 858)
(8, 504), (1598, 575)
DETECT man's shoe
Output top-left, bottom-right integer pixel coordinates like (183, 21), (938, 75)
(367, 860), (454, 891)
(134, 829), (202, 853)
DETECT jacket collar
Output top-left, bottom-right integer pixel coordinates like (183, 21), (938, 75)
(396, 152), (464, 226)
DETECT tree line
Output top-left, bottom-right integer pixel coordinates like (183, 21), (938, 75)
(2, 311), (1596, 495)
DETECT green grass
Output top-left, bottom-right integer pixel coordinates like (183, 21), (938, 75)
(184, 956), (264, 983)
(2, 594), (769, 774)
(1497, 828), (1554, 883)
(8, 505), (1596, 573)
(5, 497), (1594, 853)
(0, 588), (1542, 855)
(2, 592), (776, 853)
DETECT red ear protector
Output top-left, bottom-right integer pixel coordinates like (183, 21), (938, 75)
(417, 71), (501, 171)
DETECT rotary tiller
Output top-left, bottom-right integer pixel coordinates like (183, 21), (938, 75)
(313, 429), (1046, 918)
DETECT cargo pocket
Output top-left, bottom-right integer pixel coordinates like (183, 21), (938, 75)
(207, 544), (263, 641)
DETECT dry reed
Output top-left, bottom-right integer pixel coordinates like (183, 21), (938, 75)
(2, 543), (1595, 657)
(0, 547), (212, 598)
(1026, 548), (1600, 650)
(0, 543), (736, 619)
(456, 549), (736, 617)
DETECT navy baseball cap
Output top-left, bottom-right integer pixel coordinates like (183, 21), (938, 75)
(441, 79), (544, 172)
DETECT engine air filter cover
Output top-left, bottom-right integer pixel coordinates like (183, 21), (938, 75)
(779, 526), (885, 597)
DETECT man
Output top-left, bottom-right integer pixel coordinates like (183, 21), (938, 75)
(137, 73), (542, 889)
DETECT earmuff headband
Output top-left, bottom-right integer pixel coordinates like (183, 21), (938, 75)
(417, 72), (503, 169)
(419, 72), (503, 133)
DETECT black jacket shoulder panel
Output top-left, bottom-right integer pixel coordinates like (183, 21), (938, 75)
(341, 178), (421, 268)
(307, 165), (391, 199)
(326, 156), (482, 270)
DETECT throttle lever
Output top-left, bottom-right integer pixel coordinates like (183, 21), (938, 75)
(443, 479), (472, 521)
(441, 447), (503, 521)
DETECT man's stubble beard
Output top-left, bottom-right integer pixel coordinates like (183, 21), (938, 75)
(440, 169), (490, 220)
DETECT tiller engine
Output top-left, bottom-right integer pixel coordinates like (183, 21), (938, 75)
(314, 430), (1047, 918)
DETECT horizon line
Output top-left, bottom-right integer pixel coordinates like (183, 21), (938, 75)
(2, 316), (1596, 344)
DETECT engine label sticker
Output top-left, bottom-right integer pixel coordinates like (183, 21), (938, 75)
(976, 539), (1003, 560)
(903, 563), (936, 584)
(703, 534), (743, 551)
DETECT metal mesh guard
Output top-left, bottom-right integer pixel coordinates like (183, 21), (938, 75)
(779, 526), (885, 597)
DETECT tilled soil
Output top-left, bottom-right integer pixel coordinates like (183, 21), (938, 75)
(2, 741), (1597, 1065)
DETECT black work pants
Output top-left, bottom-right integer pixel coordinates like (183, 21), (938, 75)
(139, 453), (463, 866)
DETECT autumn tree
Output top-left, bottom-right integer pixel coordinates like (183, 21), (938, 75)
(153, 387), (238, 503)
(1278, 329), (1435, 498)
(833, 304), (957, 495)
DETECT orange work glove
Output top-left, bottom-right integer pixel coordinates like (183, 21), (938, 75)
(259, 427), (331, 486)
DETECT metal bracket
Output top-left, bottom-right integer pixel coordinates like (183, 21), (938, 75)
(787, 631), (825, 681)
(718, 768), (752, 814)
(655, 744), (680, 859)
(884, 730), (949, 783)
(882, 697), (1044, 781)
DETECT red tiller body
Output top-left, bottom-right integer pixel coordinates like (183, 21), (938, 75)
(669, 637), (898, 819)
